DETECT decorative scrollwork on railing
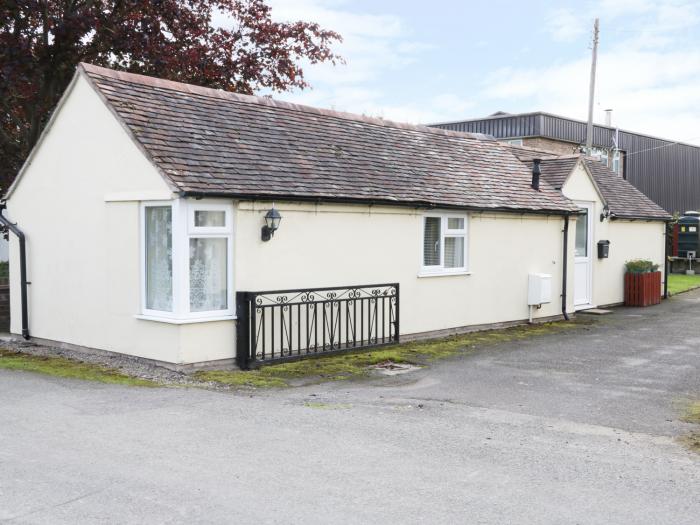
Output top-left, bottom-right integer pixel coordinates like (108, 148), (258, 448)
(251, 284), (397, 307)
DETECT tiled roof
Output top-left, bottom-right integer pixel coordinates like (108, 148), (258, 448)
(536, 157), (580, 190)
(80, 63), (578, 214)
(504, 144), (670, 220)
(582, 159), (671, 220)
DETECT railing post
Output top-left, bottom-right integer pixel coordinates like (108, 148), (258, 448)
(236, 292), (251, 369)
(393, 283), (400, 343)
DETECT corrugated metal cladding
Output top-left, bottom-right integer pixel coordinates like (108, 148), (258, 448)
(432, 113), (700, 214)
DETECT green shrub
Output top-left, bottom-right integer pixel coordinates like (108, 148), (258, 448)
(625, 259), (659, 273)
(0, 261), (7, 279)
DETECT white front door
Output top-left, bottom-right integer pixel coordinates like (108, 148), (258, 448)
(573, 202), (594, 308)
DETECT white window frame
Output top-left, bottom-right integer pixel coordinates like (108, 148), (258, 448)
(139, 199), (235, 323)
(140, 201), (177, 319)
(507, 138), (524, 146)
(188, 203), (230, 234)
(184, 200), (234, 319)
(419, 212), (469, 276)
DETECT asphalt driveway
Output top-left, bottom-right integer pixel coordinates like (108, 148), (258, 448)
(1, 291), (698, 524)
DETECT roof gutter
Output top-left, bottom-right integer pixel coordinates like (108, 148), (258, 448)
(0, 203), (29, 339)
(610, 215), (673, 222)
(179, 191), (577, 217)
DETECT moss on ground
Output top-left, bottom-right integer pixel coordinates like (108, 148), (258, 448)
(681, 434), (700, 453)
(680, 401), (700, 454)
(683, 401), (700, 424)
(196, 320), (583, 389)
(304, 402), (352, 410)
(668, 274), (700, 295)
(0, 348), (157, 387)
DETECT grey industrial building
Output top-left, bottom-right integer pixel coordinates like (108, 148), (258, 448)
(431, 111), (700, 214)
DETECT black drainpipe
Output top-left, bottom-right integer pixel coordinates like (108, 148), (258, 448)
(663, 221), (670, 299)
(0, 203), (29, 339)
(562, 214), (570, 321)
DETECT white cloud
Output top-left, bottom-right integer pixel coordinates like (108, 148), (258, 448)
(259, 0), (467, 124)
(489, 0), (700, 144)
(546, 8), (590, 42)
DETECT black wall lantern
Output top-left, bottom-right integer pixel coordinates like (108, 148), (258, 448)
(261, 206), (282, 241)
(600, 205), (616, 222)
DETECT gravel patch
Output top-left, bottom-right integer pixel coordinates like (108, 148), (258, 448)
(0, 336), (206, 387)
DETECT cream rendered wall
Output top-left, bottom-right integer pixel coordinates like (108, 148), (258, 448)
(234, 201), (571, 336)
(561, 164), (665, 307)
(6, 73), (207, 363)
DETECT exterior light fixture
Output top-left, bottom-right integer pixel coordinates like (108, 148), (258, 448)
(600, 205), (611, 222)
(261, 206), (282, 241)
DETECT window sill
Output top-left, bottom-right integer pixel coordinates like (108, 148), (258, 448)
(134, 314), (237, 325)
(417, 270), (472, 278)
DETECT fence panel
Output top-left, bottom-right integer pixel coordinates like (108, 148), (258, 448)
(236, 283), (399, 369)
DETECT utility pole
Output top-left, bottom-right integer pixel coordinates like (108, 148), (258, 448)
(585, 18), (599, 154)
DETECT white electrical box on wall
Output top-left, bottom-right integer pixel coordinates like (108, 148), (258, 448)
(528, 273), (552, 305)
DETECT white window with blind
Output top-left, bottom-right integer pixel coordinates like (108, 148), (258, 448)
(420, 213), (469, 276)
(139, 199), (234, 323)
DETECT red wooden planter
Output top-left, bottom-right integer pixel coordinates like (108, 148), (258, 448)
(624, 271), (661, 306)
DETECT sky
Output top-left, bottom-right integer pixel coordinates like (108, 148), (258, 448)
(256, 0), (700, 145)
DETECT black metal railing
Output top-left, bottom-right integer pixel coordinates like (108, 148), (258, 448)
(236, 283), (399, 369)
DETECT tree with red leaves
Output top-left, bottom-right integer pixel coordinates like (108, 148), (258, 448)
(0, 0), (342, 189)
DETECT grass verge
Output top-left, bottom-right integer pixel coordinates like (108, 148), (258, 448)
(668, 273), (700, 295)
(0, 348), (157, 387)
(196, 320), (583, 389)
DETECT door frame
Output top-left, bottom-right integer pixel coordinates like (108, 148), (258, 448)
(573, 201), (594, 310)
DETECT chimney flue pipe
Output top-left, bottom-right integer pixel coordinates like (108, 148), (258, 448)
(532, 158), (541, 190)
(605, 109), (613, 127)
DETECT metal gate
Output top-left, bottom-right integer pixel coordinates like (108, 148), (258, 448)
(235, 283), (399, 369)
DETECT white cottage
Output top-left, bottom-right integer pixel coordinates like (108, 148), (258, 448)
(2, 64), (669, 368)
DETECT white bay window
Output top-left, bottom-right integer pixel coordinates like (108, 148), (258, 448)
(144, 206), (173, 312)
(140, 200), (234, 322)
(420, 213), (468, 276)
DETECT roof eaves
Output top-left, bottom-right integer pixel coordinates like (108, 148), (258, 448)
(180, 190), (579, 216)
(611, 213), (672, 222)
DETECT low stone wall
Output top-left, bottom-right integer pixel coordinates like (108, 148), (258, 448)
(0, 277), (9, 332)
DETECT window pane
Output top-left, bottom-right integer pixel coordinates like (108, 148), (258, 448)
(447, 217), (464, 230)
(195, 210), (226, 227)
(190, 238), (228, 312)
(444, 236), (465, 268)
(423, 217), (441, 266)
(575, 210), (588, 257)
(145, 206), (172, 311)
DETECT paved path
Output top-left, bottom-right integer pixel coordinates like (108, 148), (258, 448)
(1, 292), (698, 524)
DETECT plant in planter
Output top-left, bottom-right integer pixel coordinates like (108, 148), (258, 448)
(624, 259), (661, 306)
